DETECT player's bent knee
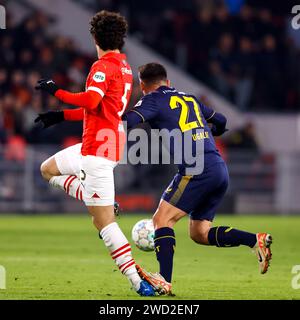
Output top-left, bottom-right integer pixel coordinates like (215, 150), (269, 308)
(190, 234), (203, 244)
(40, 161), (51, 181)
(40, 157), (60, 181)
(190, 229), (210, 245)
(189, 219), (211, 245)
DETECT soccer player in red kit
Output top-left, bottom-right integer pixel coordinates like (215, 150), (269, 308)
(35, 11), (155, 296)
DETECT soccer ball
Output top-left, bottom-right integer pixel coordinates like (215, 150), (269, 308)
(131, 219), (155, 252)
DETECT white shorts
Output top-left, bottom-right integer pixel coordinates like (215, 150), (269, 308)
(54, 143), (117, 206)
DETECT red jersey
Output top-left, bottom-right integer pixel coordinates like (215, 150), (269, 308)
(60, 52), (133, 161)
(83, 52), (132, 160)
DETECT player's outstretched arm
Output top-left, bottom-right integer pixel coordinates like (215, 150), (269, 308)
(35, 78), (102, 112)
(55, 90), (102, 111)
(63, 108), (84, 121)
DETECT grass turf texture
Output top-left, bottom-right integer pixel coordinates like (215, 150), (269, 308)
(0, 214), (299, 300)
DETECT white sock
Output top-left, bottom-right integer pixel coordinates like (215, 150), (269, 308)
(49, 175), (83, 200)
(100, 222), (141, 291)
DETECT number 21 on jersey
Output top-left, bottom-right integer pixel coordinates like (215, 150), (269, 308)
(169, 95), (204, 132)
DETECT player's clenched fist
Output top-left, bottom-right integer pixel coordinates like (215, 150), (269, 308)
(34, 111), (64, 128)
(35, 78), (60, 96)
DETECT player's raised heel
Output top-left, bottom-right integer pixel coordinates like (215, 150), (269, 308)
(137, 280), (156, 296)
(254, 233), (273, 274)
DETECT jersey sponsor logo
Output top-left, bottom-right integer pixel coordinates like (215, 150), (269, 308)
(93, 71), (106, 82)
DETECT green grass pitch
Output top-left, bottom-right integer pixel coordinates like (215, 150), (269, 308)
(0, 214), (299, 300)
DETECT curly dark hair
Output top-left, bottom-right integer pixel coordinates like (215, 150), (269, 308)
(90, 10), (128, 51)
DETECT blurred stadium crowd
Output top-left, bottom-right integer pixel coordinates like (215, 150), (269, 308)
(128, 0), (299, 111)
(0, 9), (93, 150)
(78, 0), (299, 111)
(0, 0), (298, 154)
